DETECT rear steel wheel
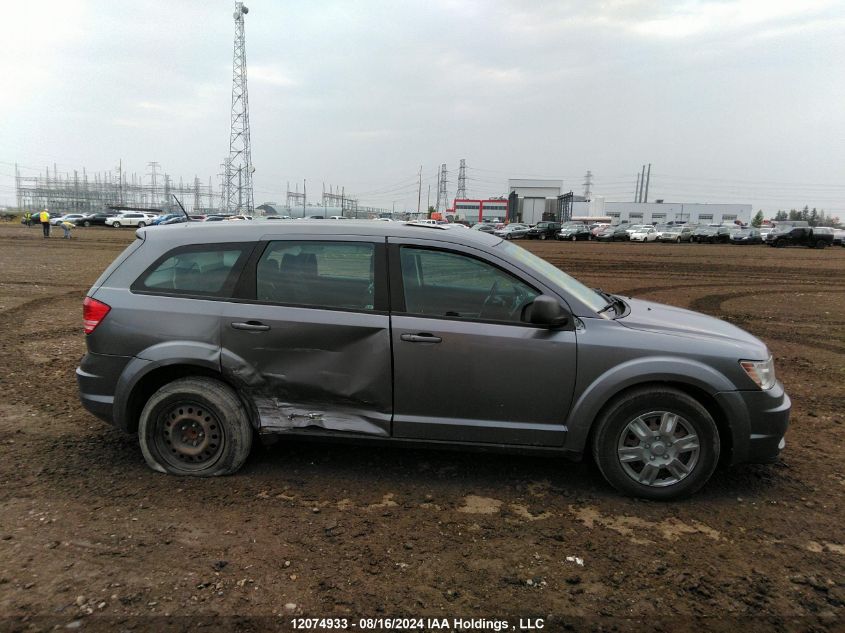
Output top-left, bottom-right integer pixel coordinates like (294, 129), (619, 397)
(139, 376), (253, 477)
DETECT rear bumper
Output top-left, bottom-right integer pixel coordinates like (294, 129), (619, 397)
(715, 382), (791, 465)
(76, 352), (133, 426)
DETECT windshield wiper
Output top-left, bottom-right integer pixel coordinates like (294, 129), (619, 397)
(594, 288), (625, 316)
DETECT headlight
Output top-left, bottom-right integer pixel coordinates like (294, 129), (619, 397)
(740, 357), (776, 390)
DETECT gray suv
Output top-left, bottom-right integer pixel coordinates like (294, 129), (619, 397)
(77, 221), (790, 499)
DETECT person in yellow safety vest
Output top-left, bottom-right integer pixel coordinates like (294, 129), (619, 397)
(60, 220), (75, 239)
(39, 209), (50, 238)
(23, 211), (32, 227)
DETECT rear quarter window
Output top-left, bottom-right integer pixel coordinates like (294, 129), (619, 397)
(131, 243), (250, 298)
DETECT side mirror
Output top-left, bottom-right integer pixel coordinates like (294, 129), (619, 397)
(528, 295), (570, 328)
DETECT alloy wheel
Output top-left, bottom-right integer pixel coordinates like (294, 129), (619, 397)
(616, 411), (700, 487)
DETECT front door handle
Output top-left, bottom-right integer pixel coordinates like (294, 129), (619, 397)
(231, 321), (270, 332)
(400, 333), (442, 343)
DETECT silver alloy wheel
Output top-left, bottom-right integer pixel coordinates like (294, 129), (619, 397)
(616, 411), (700, 487)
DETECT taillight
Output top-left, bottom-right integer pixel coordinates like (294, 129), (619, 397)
(83, 297), (111, 334)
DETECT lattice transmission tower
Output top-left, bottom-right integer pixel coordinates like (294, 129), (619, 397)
(456, 159), (467, 200)
(436, 163), (448, 212)
(225, 2), (254, 214)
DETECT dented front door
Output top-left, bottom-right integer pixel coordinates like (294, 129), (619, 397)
(220, 238), (392, 437)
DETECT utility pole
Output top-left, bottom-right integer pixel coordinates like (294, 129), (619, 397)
(583, 170), (593, 200)
(456, 159), (467, 200)
(303, 179), (306, 216)
(643, 163), (651, 203)
(226, 1), (254, 215)
(638, 165), (646, 203)
(417, 165), (422, 214)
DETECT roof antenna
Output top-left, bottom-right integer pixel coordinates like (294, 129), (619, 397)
(172, 194), (190, 220)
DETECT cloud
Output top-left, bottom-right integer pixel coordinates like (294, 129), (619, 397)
(249, 65), (296, 87)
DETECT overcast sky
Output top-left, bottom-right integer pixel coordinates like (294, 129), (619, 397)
(1, 0), (844, 215)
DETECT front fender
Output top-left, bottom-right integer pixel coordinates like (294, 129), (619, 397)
(564, 356), (737, 454)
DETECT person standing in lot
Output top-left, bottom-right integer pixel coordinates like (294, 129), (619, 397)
(39, 209), (50, 238)
(60, 220), (75, 239)
(23, 211), (32, 227)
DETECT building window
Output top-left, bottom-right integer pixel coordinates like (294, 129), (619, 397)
(722, 214), (737, 221)
(698, 214), (713, 221)
(630, 213), (643, 219)
(652, 213), (665, 219)
(608, 212), (621, 218)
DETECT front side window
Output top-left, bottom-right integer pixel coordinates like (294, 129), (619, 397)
(399, 247), (538, 323)
(135, 245), (248, 296)
(257, 241), (375, 311)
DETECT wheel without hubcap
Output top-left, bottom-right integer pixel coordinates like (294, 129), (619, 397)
(138, 376), (253, 477)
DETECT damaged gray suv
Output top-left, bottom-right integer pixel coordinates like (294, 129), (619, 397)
(77, 221), (790, 499)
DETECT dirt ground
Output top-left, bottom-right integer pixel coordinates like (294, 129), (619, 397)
(0, 224), (843, 633)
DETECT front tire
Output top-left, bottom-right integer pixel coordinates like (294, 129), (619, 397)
(539, 234), (547, 240)
(138, 376), (253, 477)
(815, 240), (827, 249)
(113, 222), (121, 228)
(592, 387), (720, 500)
(138, 221), (146, 228)
(83, 220), (91, 227)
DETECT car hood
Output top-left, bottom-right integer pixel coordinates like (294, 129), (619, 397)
(617, 297), (767, 355)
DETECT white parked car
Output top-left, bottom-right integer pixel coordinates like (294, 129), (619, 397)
(105, 213), (151, 228)
(624, 224), (651, 235)
(630, 226), (659, 242)
(50, 213), (87, 225)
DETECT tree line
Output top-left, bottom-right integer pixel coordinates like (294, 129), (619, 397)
(752, 206), (841, 228)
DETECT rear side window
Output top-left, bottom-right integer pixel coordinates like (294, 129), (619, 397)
(256, 241), (375, 311)
(133, 244), (249, 297)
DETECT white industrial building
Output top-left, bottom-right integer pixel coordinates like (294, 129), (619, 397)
(507, 178), (753, 226)
(574, 199), (753, 226)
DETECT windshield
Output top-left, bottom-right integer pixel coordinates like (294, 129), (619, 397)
(496, 241), (607, 313)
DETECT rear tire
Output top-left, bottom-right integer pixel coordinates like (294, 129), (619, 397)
(815, 240), (827, 249)
(83, 220), (91, 227)
(138, 221), (146, 228)
(592, 387), (720, 500)
(138, 376), (253, 477)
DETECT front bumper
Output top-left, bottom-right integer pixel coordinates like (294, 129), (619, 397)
(715, 381), (791, 465)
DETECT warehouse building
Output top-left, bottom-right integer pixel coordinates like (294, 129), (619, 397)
(505, 178), (752, 226)
(575, 199), (753, 226)
(451, 198), (509, 223)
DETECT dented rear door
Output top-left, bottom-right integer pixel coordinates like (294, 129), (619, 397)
(220, 237), (392, 436)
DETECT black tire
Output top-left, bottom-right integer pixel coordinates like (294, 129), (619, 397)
(815, 240), (827, 249)
(83, 220), (91, 227)
(138, 376), (253, 477)
(592, 386), (720, 500)
(138, 221), (146, 228)
(775, 239), (785, 248)
(113, 221), (121, 228)
(539, 234), (547, 240)
(676, 237), (681, 243)
(571, 235), (577, 242)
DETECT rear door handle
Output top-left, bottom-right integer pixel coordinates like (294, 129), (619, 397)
(400, 333), (442, 343)
(231, 321), (270, 332)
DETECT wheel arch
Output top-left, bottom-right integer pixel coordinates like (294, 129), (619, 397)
(118, 362), (258, 434)
(580, 380), (735, 467)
